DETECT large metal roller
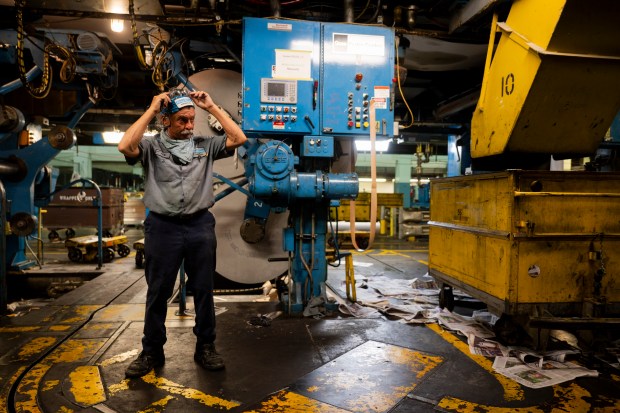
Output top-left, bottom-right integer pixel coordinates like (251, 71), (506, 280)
(188, 69), (289, 284)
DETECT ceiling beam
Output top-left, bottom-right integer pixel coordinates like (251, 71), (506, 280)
(449, 0), (500, 34)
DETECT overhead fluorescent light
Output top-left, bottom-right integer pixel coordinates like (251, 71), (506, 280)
(110, 19), (124, 33)
(102, 131), (124, 144)
(355, 139), (390, 152)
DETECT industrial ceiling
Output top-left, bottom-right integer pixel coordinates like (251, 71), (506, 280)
(0, 0), (509, 153)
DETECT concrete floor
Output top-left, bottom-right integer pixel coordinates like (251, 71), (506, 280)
(1, 228), (619, 412)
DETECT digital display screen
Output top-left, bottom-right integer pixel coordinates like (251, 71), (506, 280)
(267, 82), (286, 97)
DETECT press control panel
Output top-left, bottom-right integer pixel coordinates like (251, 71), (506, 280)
(260, 78), (298, 104)
(242, 17), (394, 136)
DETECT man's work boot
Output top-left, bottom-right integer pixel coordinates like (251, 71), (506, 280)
(194, 343), (225, 370)
(125, 351), (165, 378)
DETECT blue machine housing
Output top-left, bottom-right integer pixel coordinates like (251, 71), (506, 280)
(242, 17), (395, 137)
(241, 17), (395, 313)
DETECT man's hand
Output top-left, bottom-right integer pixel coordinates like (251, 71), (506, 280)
(150, 92), (171, 115)
(189, 91), (215, 112)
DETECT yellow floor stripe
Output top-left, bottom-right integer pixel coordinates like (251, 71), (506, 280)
(15, 363), (51, 413)
(0, 326), (40, 333)
(437, 382), (593, 413)
(290, 341), (443, 413)
(67, 366), (106, 407)
(137, 395), (175, 413)
(244, 390), (350, 413)
(0, 366), (27, 413)
(14, 338), (107, 412)
(426, 323), (524, 401)
(140, 371), (240, 410)
(16, 337), (59, 361)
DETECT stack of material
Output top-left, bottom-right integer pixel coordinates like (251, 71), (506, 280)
(44, 187), (124, 237)
(398, 208), (430, 240)
(123, 193), (146, 228)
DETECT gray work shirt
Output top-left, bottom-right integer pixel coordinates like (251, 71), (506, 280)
(126, 134), (230, 216)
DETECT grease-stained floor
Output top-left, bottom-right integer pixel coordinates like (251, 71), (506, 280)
(1, 234), (619, 413)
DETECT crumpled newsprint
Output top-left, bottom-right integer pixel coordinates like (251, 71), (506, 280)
(436, 309), (598, 388)
(336, 274), (442, 323)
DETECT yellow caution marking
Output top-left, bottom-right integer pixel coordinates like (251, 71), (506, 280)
(67, 366), (106, 407)
(49, 325), (72, 331)
(592, 395), (620, 412)
(392, 249), (429, 253)
(41, 379), (59, 391)
(244, 389), (350, 413)
(42, 305), (100, 324)
(92, 304), (145, 322)
(426, 323), (524, 401)
(611, 374), (620, 382)
(387, 345), (443, 378)
(14, 339), (108, 412)
(60, 305), (101, 324)
(57, 407), (74, 413)
(0, 326), (40, 333)
(438, 382), (592, 412)
(15, 363), (51, 413)
(141, 371), (241, 410)
(368, 249), (429, 265)
(47, 339), (107, 363)
(17, 337), (58, 360)
(98, 349), (140, 367)
(137, 395), (176, 413)
(80, 322), (119, 331)
(107, 380), (130, 395)
(348, 389), (408, 413)
(0, 366), (26, 413)
(292, 341), (441, 413)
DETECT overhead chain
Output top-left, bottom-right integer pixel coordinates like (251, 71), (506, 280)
(15, 0), (52, 98)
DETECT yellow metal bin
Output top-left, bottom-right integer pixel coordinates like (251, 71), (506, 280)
(428, 171), (620, 321)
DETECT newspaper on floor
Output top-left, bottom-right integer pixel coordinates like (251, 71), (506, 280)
(492, 356), (598, 389)
(437, 309), (497, 338)
(338, 301), (384, 318)
(508, 346), (581, 368)
(336, 274), (442, 323)
(362, 301), (440, 324)
(437, 310), (509, 356)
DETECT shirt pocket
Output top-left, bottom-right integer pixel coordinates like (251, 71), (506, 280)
(153, 149), (177, 182)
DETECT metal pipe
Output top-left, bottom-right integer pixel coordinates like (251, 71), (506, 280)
(344, 0), (354, 22)
(0, 160), (20, 177)
(0, 67), (41, 96)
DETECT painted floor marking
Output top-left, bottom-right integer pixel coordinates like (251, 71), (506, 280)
(427, 323), (524, 401)
(289, 340), (443, 413)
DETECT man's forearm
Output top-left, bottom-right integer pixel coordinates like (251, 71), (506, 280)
(118, 110), (156, 156)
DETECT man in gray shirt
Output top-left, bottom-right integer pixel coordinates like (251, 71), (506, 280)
(118, 89), (247, 378)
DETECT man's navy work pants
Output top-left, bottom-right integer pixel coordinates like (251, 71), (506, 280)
(142, 209), (217, 354)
